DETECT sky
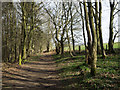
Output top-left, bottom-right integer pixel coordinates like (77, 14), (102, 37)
(101, 1), (111, 43)
(102, 0), (118, 43)
(3, 0), (120, 44)
(74, 1), (119, 45)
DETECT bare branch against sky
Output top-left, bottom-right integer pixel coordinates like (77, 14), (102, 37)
(0, 0), (119, 2)
(0, 1), (2, 89)
(118, 2), (120, 42)
(0, 0), (120, 44)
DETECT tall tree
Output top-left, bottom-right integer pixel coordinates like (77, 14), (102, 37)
(83, 0), (98, 76)
(108, 0), (115, 53)
(45, 2), (70, 55)
(88, 1), (97, 76)
(2, 2), (18, 63)
(84, 1), (92, 65)
(99, 0), (106, 58)
(70, 2), (75, 54)
(79, 2), (87, 63)
(21, 2), (27, 60)
(95, 1), (101, 54)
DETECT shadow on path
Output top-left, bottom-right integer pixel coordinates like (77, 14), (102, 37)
(2, 54), (63, 89)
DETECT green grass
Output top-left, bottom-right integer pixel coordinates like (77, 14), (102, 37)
(53, 51), (120, 89)
(27, 54), (42, 61)
(64, 42), (120, 51)
(103, 42), (120, 49)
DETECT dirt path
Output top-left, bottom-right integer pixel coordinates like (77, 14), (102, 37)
(2, 52), (63, 89)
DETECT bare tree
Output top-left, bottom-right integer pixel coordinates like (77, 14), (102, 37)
(99, 0), (106, 58)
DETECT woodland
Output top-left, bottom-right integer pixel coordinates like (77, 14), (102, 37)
(2, 0), (120, 89)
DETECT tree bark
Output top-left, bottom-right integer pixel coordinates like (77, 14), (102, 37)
(88, 1), (97, 76)
(99, 1), (106, 58)
(70, 2), (75, 54)
(108, 1), (115, 53)
(79, 2), (87, 63)
(95, 1), (101, 54)
(22, 2), (27, 60)
(47, 41), (50, 52)
(60, 41), (64, 54)
(66, 26), (73, 57)
(56, 43), (60, 54)
(84, 1), (92, 65)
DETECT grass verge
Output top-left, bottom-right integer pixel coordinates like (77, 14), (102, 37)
(53, 51), (120, 89)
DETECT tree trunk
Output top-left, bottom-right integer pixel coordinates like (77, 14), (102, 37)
(84, 1), (92, 65)
(108, 2), (115, 53)
(22, 2), (27, 60)
(79, 46), (81, 53)
(47, 41), (50, 52)
(27, 2), (34, 56)
(70, 2), (75, 54)
(61, 41), (64, 54)
(99, 1), (106, 58)
(27, 37), (32, 56)
(88, 2), (97, 76)
(79, 2), (87, 63)
(95, 1), (101, 54)
(19, 39), (22, 65)
(14, 40), (17, 62)
(106, 45), (107, 51)
(56, 43), (60, 54)
(19, 53), (22, 65)
(22, 40), (27, 59)
(56, 46), (58, 54)
(66, 26), (73, 56)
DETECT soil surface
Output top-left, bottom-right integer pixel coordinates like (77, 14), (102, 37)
(2, 52), (63, 90)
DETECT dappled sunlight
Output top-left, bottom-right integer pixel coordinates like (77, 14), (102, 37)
(1, 1), (120, 89)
